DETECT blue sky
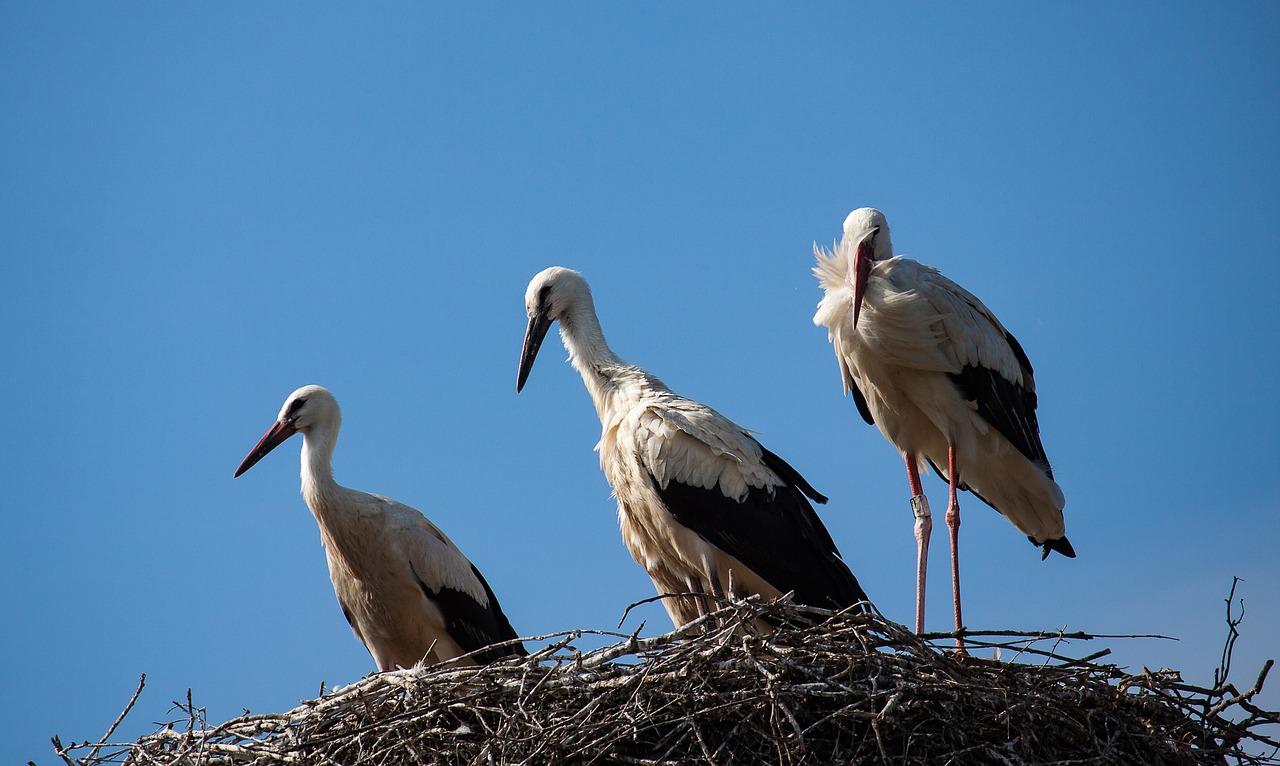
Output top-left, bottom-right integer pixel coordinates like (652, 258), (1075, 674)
(3, 4), (1278, 762)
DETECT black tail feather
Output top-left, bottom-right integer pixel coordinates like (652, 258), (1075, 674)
(1032, 535), (1076, 560)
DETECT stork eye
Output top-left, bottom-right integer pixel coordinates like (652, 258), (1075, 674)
(286, 398), (307, 417)
(537, 284), (552, 309)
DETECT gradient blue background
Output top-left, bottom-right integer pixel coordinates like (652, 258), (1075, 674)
(3, 4), (1277, 762)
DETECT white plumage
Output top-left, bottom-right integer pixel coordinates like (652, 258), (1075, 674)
(813, 208), (1073, 641)
(518, 266), (868, 627)
(234, 385), (526, 670)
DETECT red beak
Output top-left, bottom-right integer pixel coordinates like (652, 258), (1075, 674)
(234, 419), (299, 477)
(851, 229), (876, 330)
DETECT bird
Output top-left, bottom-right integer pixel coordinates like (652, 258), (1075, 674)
(813, 207), (1074, 646)
(516, 266), (869, 628)
(233, 385), (527, 670)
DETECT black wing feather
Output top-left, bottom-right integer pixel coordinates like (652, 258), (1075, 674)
(650, 467), (869, 612)
(758, 444), (828, 504)
(947, 328), (1053, 478)
(410, 561), (527, 663)
(851, 380), (875, 426)
(466, 563), (529, 659)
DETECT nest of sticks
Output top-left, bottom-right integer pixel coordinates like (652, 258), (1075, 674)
(55, 595), (1279, 766)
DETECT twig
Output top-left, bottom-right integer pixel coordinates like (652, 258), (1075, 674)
(84, 674), (146, 764)
(1215, 576), (1244, 691)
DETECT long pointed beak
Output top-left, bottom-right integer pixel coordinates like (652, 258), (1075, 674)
(516, 310), (553, 393)
(233, 419), (299, 477)
(851, 227), (877, 330)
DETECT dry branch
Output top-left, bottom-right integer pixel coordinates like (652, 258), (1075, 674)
(53, 599), (1279, 766)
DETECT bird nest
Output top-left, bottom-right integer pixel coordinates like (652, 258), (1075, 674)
(55, 596), (1279, 766)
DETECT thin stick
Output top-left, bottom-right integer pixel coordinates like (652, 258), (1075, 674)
(85, 674), (146, 763)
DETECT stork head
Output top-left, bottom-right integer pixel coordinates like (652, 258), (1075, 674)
(517, 266), (591, 392)
(842, 208), (892, 329)
(234, 385), (340, 477)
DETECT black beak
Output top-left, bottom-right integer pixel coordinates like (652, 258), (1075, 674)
(234, 419), (299, 477)
(517, 310), (553, 393)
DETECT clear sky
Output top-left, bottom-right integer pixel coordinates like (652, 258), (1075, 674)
(3, 4), (1278, 763)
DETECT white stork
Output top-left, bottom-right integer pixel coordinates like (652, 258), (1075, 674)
(234, 385), (526, 670)
(813, 208), (1074, 644)
(516, 266), (869, 627)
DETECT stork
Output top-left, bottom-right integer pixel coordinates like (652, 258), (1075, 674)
(517, 266), (869, 628)
(234, 385), (526, 670)
(813, 208), (1073, 646)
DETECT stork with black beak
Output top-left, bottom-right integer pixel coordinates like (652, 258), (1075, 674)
(517, 266), (869, 627)
(814, 208), (1073, 647)
(234, 385), (527, 670)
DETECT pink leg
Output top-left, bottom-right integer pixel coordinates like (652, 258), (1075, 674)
(687, 576), (711, 619)
(947, 444), (966, 655)
(905, 453), (931, 635)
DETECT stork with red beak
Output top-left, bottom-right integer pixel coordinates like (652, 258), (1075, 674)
(234, 385), (527, 670)
(814, 208), (1073, 647)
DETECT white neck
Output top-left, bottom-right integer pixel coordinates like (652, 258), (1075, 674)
(558, 295), (631, 422)
(294, 423), (388, 581)
(298, 423), (353, 524)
